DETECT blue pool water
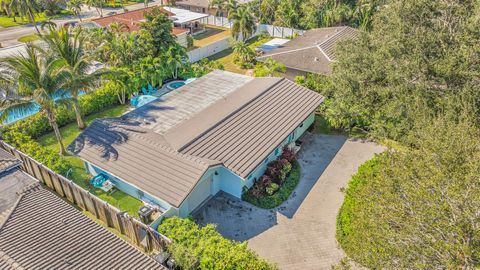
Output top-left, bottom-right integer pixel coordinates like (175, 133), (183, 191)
(167, 81), (185, 90)
(131, 95), (158, 108)
(1, 90), (86, 125)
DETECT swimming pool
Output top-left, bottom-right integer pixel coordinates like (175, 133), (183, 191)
(165, 81), (186, 91)
(131, 95), (158, 108)
(0, 90), (86, 125)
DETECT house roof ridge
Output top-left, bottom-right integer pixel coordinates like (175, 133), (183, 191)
(316, 26), (350, 48)
(177, 77), (286, 153)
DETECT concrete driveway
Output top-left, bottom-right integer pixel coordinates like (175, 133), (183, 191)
(193, 134), (384, 269)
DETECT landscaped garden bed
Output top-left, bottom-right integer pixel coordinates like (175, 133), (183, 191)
(242, 146), (301, 209)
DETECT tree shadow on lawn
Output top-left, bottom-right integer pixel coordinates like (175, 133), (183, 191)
(193, 133), (347, 241)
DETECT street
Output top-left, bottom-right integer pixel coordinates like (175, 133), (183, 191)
(0, 0), (164, 48)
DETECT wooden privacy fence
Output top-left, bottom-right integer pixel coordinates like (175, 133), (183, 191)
(0, 140), (171, 253)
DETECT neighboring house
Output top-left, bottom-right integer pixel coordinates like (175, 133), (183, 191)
(256, 26), (359, 80)
(175, 0), (254, 15)
(0, 148), (165, 269)
(68, 70), (323, 226)
(90, 7), (207, 47)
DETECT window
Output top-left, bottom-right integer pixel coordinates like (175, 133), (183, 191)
(264, 158), (269, 164)
(275, 148), (280, 155)
(300, 122), (304, 128)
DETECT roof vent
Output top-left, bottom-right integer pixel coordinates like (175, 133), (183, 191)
(314, 57), (319, 62)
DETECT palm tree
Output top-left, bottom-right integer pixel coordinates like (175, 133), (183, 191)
(1, 44), (68, 155)
(67, 0), (83, 22)
(41, 27), (107, 130)
(225, 0), (237, 18)
(108, 21), (130, 32)
(85, 0), (103, 17)
(232, 40), (255, 68)
(164, 44), (186, 79)
(230, 5), (256, 41)
(9, 0), (41, 34)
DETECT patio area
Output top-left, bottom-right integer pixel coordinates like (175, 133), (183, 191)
(193, 133), (385, 269)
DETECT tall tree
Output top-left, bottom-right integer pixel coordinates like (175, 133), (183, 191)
(337, 116), (480, 269)
(232, 40), (255, 68)
(163, 44), (186, 79)
(41, 27), (106, 129)
(67, 0), (83, 22)
(141, 7), (176, 56)
(0, 45), (68, 155)
(230, 5), (256, 41)
(9, 0), (41, 34)
(318, 0), (480, 142)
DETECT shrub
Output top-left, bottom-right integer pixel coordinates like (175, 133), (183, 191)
(1, 130), (71, 175)
(279, 161), (292, 182)
(243, 160), (301, 209)
(266, 183), (279, 196)
(280, 146), (296, 163)
(158, 217), (276, 270)
(4, 86), (119, 139)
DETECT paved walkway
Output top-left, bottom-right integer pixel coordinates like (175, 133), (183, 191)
(194, 134), (385, 269)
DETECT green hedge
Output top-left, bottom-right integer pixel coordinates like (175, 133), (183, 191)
(242, 161), (301, 209)
(158, 217), (276, 270)
(336, 155), (380, 248)
(1, 130), (71, 175)
(4, 86), (119, 139)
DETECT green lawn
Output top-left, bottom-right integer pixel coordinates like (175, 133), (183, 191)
(0, 13), (47, 28)
(193, 26), (231, 48)
(37, 105), (143, 218)
(17, 34), (40, 43)
(208, 35), (273, 75)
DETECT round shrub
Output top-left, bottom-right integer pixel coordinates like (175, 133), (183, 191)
(158, 217), (276, 270)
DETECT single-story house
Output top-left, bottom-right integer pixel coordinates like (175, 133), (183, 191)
(90, 6), (207, 47)
(256, 26), (358, 80)
(0, 148), (165, 269)
(175, 0), (254, 16)
(68, 71), (323, 225)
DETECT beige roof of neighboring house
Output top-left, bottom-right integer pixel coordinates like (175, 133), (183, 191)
(257, 26), (358, 75)
(0, 148), (21, 174)
(0, 182), (165, 269)
(69, 71), (323, 208)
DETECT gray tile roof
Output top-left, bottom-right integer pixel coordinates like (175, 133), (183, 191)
(257, 26), (358, 75)
(124, 70), (253, 135)
(0, 169), (36, 223)
(69, 71), (323, 208)
(180, 79), (324, 177)
(68, 118), (220, 208)
(0, 182), (165, 270)
(0, 149), (21, 174)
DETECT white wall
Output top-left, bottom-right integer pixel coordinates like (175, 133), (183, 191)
(187, 36), (231, 62)
(187, 16), (305, 62)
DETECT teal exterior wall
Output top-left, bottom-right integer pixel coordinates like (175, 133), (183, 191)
(84, 112), (316, 221)
(86, 163), (172, 212)
(244, 112), (315, 188)
(178, 168), (216, 217)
